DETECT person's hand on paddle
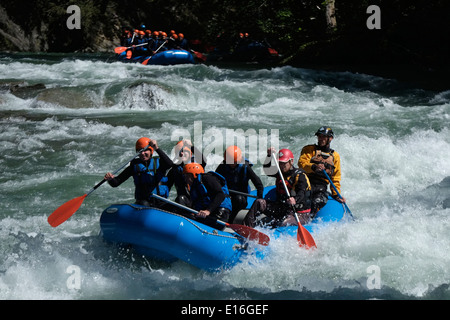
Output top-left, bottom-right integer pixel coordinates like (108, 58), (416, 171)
(312, 163), (326, 173)
(198, 209), (211, 218)
(267, 147), (277, 157)
(104, 172), (115, 181)
(286, 197), (296, 206)
(334, 195), (346, 203)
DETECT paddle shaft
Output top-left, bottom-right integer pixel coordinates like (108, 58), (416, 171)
(321, 170), (354, 219)
(271, 153), (303, 225)
(154, 40), (168, 53)
(150, 193), (228, 228)
(229, 189), (257, 198)
(149, 193), (270, 246)
(271, 153), (316, 248)
(142, 41), (168, 65)
(86, 146), (149, 197)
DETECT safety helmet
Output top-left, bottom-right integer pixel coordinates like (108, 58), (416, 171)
(183, 163), (204, 178)
(178, 33), (184, 38)
(278, 148), (294, 162)
(315, 126), (334, 137)
(135, 137), (154, 153)
(152, 31), (159, 36)
(224, 146), (242, 164)
(175, 140), (191, 157)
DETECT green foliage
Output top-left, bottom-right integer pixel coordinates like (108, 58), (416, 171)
(1, 0), (449, 73)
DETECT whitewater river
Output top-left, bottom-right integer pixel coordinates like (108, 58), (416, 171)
(0, 53), (449, 300)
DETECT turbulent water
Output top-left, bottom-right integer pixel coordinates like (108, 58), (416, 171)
(0, 52), (449, 300)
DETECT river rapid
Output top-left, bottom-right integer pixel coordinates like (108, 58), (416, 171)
(0, 53), (449, 300)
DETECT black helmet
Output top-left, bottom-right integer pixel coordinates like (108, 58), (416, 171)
(315, 126), (334, 137)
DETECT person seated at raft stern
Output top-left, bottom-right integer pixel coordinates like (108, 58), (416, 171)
(298, 126), (346, 214)
(215, 146), (264, 223)
(244, 148), (312, 228)
(165, 139), (206, 207)
(182, 163), (232, 230)
(104, 137), (173, 207)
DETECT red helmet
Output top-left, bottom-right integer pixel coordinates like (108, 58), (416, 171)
(278, 148), (294, 162)
(183, 163), (204, 178)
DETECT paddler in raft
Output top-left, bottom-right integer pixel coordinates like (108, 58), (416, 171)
(104, 137), (173, 207)
(165, 139), (206, 207)
(243, 148), (312, 228)
(182, 163), (232, 229)
(298, 126), (346, 215)
(215, 146), (264, 223)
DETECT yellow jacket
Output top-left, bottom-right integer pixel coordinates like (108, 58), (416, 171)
(298, 144), (342, 197)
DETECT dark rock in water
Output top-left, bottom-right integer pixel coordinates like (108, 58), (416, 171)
(9, 83), (46, 99)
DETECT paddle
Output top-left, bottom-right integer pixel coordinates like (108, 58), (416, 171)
(190, 50), (207, 62)
(150, 193), (270, 246)
(47, 146), (149, 227)
(142, 40), (168, 65)
(229, 189), (257, 198)
(114, 42), (148, 54)
(322, 170), (354, 220)
(272, 153), (316, 249)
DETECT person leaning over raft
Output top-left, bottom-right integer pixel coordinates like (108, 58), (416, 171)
(298, 126), (346, 214)
(244, 148), (312, 228)
(104, 137), (173, 206)
(165, 139), (206, 207)
(182, 163), (232, 229)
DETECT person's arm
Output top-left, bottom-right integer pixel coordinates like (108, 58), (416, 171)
(201, 174), (226, 213)
(105, 165), (133, 187)
(247, 166), (264, 198)
(298, 145), (315, 173)
(331, 151), (342, 197)
(155, 147), (173, 171)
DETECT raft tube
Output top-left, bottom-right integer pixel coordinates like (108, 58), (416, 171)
(100, 186), (347, 271)
(100, 204), (246, 271)
(118, 49), (195, 65)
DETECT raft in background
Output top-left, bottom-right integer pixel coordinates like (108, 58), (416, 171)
(99, 186), (347, 271)
(117, 49), (195, 65)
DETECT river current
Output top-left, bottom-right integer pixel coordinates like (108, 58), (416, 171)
(0, 53), (449, 300)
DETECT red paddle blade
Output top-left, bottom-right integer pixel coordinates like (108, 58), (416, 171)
(47, 194), (87, 227)
(228, 224), (270, 246)
(297, 224), (316, 249)
(142, 57), (151, 65)
(114, 46), (127, 54)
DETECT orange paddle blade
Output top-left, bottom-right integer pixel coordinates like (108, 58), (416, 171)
(114, 46), (128, 54)
(47, 194), (87, 227)
(141, 57), (151, 65)
(228, 223), (270, 246)
(297, 223), (316, 249)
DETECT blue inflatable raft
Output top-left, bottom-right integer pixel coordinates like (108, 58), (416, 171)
(117, 49), (195, 65)
(99, 186), (348, 271)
